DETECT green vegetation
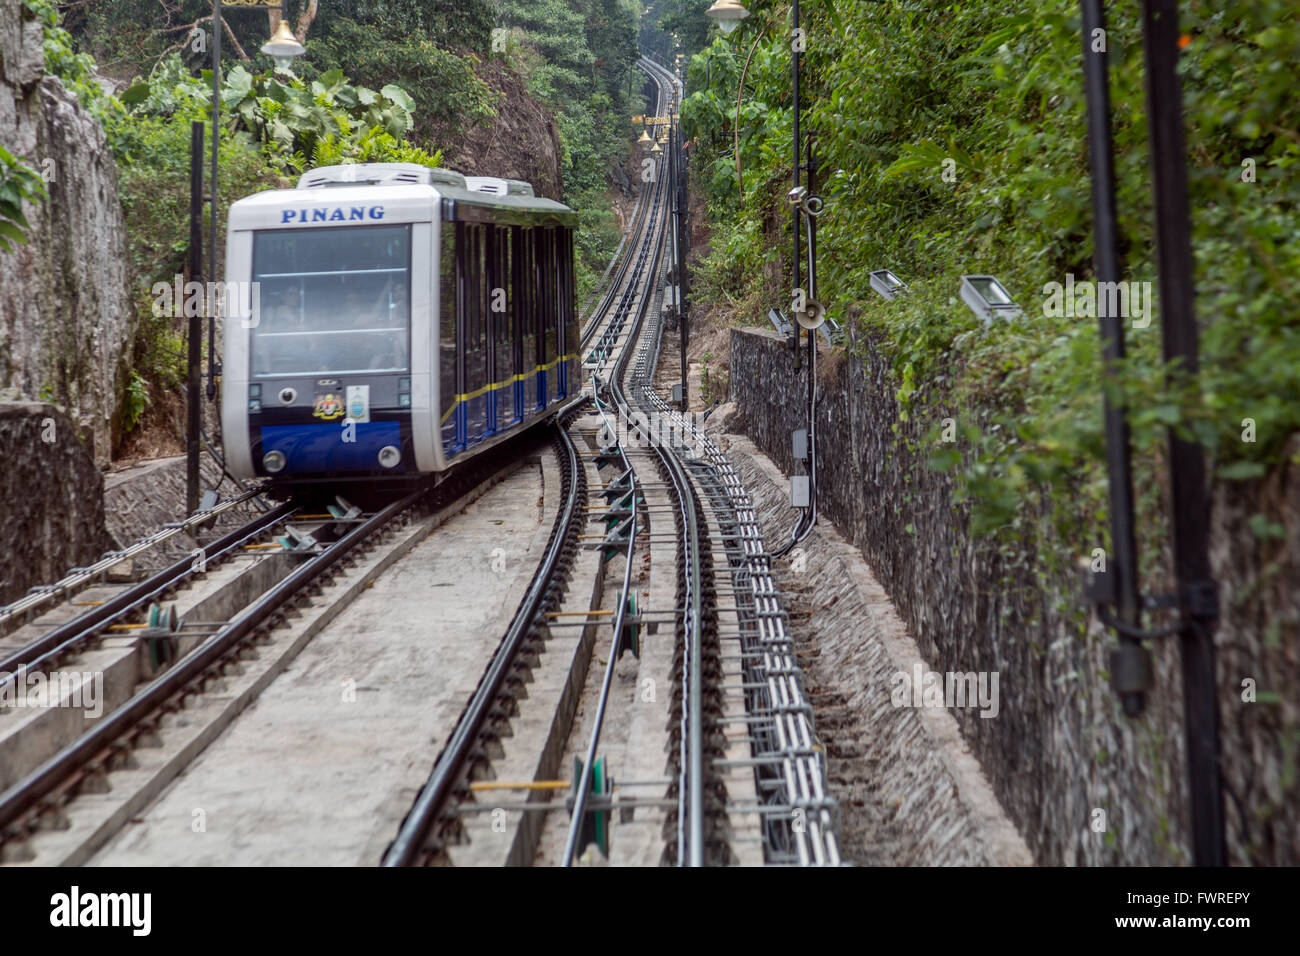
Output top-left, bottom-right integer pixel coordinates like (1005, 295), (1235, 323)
(121, 58), (439, 174)
(22, 0), (125, 140)
(495, 0), (641, 300)
(27, 0), (468, 445)
(678, 0), (1300, 577)
(112, 51), (450, 425)
(16, 0), (643, 446)
(305, 19), (500, 144)
(0, 145), (46, 253)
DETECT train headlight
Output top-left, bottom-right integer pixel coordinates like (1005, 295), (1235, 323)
(398, 393), (411, 407)
(249, 400), (261, 413)
(262, 450), (287, 473)
(377, 445), (401, 469)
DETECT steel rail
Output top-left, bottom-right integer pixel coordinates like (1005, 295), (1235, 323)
(563, 55), (710, 865)
(642, 375), (842, 866)
(0, 501), (296, 688)
(579, 69), (664, 334)
(559, 390), (639, 866)
(581, 68), (670, 353)
(600, 55), (707, 866)
(382, 426), (582, 867)
(583, 126), (668, 379)
(580, 170), (652, 336)
(389, 65), (669, 866)
(629, 54), (706, 867)
(0, 485), (269, 630)
(0, 484), (426, 835)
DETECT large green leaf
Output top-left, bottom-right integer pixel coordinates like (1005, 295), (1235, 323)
(313, 69), (347, 99)
(120, 81), (150, 106)
(380, 85), (415, 113)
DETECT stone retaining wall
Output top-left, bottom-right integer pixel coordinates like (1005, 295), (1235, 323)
(0, 402), (109, 604)
(728, 325), (1298, 865)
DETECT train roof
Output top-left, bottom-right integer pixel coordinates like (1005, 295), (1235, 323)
(229, 163), (576, 230)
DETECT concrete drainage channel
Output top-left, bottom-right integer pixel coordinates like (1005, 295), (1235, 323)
(0, 434), (560, 866)
(381, 417), (641, 867)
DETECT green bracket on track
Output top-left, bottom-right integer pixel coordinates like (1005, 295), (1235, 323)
(143, 602), (178, 669)
(571, 755), (611, 860)
(618, 592), (639, 660)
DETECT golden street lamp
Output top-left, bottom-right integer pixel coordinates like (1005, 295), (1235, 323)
(192, 1), (307, 513)
(705, 0), (749, 34)
(261, 18), (306, 72)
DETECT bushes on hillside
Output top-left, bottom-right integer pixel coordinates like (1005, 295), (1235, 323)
(681, 0), (1300, 555)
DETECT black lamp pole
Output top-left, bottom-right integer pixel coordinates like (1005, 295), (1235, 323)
(187, 122), (205, 515)
(1080, 1), (1144, 717)
(1139, 0), (1225, 867)
(790, 0), (801, 368)
(208, 0), (221, 402)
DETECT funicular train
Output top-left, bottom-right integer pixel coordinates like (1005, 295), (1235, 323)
(221, 162), (580, 494)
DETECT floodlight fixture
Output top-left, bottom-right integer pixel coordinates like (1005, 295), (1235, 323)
(869, 269), (908, 300)
(960, 274), (1023, 324)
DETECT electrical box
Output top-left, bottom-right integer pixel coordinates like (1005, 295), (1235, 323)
(791, 476), (810, 509)
(672, 383), (684, 404)
(792, 429), (808, 462)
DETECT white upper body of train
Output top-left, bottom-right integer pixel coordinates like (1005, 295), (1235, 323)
(221, 163), (580, 490)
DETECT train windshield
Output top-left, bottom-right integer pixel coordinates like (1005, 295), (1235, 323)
(250, 224), (411, 377)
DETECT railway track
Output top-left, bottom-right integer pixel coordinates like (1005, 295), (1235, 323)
(385, 56), (840, 866)
(0, 485), (272, 640)
(376, 62), (677, 866)
(1, 56), (838, 868)
(0, 431), (549, 864)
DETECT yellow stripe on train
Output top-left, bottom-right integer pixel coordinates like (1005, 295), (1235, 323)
(440, 354), (579, 424)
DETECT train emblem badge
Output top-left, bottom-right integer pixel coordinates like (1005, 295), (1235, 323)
(312, 393), (345, 421)
(346, 385), (370, 424)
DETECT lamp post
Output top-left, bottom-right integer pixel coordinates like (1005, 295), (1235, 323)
(206, 3), (305, 403)
(706, 0), (750, 35)
(261, 17), (306, 70)
(188, 2), (303, 513)
(708, 1), (820, 555)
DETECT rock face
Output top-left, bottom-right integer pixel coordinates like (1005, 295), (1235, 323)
(0, 402), (110, 605)
(729, 325), (1299, 865)
(0, 0), (134, 466)
(439, 61), (564, 200)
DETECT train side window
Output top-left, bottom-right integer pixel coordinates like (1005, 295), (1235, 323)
(526, 227), (537, 341)
(562, 227), (577, 370)
(480, 227), (489, 352)
(440, 222), (457, 452)
(519, 227), (536, 349)
(540, 226), (558, 405)
(540, 227), (551, 341)
(496, 227), (512, 347)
